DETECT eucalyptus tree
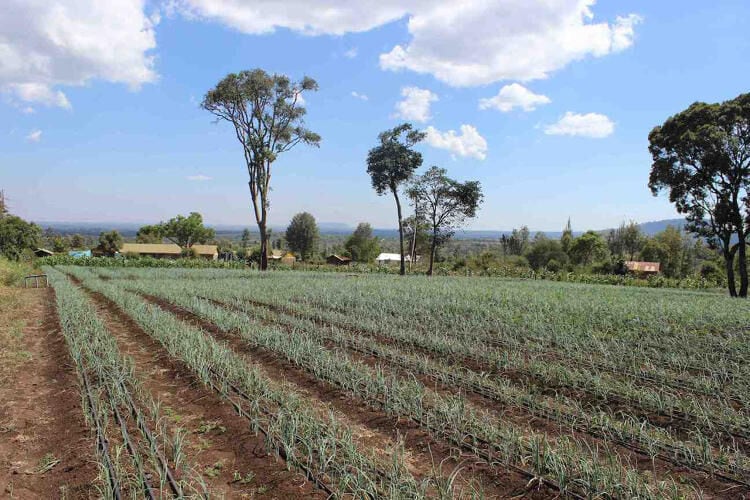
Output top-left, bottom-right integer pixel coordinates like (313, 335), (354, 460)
(202, 69), (321, 270)
(409, 166), (483, 275)
(648, 92), (750, 297)
(366, 123), (425, 275)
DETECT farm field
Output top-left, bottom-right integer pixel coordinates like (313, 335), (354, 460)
(11, 266), (750, 498)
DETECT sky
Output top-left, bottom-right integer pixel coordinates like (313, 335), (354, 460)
(1, 0), (749, 231)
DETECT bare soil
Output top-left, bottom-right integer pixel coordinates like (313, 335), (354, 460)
(0, 288), (98, 499)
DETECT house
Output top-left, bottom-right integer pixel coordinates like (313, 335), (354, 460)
(280, 252), (296, 265)
(624, 261), (660, 275)
(326, 254), (352, 266)
(375, 253), (413, 264)
(34, 248), (54, 257)
(119, 243), (218, 260)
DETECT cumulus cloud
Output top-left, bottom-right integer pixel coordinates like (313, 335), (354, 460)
(26, 129), (42, 142)
(168, 1), (639, 87)
(544, 112), (614, 138)
(425, 125), (487, 160)
(351, 91), (368, 101)
(380, 5), (641, 86)
(186, 174), (213, 181)
(393, 86), (437, 122)
(0, 0), (158, 109)
(479, 83), (550, 113)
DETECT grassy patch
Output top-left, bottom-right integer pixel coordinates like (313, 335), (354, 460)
(0, 288), (33, 381)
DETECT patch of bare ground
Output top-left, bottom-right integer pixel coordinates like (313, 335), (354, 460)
(0, 287), (98, 499)
(204, 294), (750, 498)
(135, 292), (588, 499)
(75, 287), (326, 500)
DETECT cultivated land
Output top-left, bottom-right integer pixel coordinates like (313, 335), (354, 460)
(3, 267), (749, 498)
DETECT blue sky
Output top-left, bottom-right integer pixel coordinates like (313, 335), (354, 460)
(1, 0), (749, 231)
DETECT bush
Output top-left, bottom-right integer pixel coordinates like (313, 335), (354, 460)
(38, 255), (246, 269)
(0, 257), (34, 286)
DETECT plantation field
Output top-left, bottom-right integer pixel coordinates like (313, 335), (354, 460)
(23, 266), (750, 498)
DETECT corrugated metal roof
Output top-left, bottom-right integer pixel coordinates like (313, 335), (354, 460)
(376, 253), (412, 262)
(624, 261), (660, 273)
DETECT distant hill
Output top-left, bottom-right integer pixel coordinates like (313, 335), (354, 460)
(33, 218), (688, 241)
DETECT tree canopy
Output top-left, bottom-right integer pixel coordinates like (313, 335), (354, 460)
(409, 166), (483, 275)
(202, 69), (320, 270)
(285, 212), (319, 261)
(648, 92), (750, 297)
(159, 212), (215, 249)
(570, 231), (608, 266)
(366, 123), (425, 275)
(345, 223), (380, 262)
(98, 230), (123, 257)
(0, 215), (41, 261)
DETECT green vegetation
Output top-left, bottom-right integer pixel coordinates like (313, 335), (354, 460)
(285, 212), (319, 261)
(48, 266), (750, 498)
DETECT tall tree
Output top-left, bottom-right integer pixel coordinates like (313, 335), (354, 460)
(240, 228), (252, 248)
(560, 218), (573, 255)
(285, 212), (319, 261)
(70, 233), (86, 249)
(366, 123), (426, 275)
(0, 190), (7, 218)
(136, 224), (163, 243)
(409, 166), (483, 275)
(649, 93), (750, 297)
(607, 221), (644, 261)
(160, 212), (215, 249)
(202, 69), (321, 270)
(345, 223), (381, 262)
(501, 226), (530, 256)
(570, 231), (609, 266)
(98, 230), (123, 257)
(0, 215), (41, 260)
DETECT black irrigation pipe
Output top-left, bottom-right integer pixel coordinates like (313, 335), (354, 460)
(79, 362), (122, 500)
(115, 381), (183, 498)
(203, 370), (339, 498)
(107, 389), (157, 500)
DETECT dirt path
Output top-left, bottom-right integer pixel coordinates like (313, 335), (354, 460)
(78, 288), (325, 499)
(0, 288), (98, 499)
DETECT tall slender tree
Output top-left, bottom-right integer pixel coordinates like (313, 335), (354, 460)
(202, 69), (321, 270)
(366, 123), (425, 275)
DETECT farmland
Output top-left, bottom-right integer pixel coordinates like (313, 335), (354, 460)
(8, 266), (749, 498)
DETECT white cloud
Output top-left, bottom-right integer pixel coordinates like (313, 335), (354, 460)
(380, 6), (641, 86)
(187, 174), (213, 181)
(168, 2), (639, 87)
(425, 125), (487, 160)
(344, 47), (358, 59)
(0, 0), (158, 109)
(393, 86), (437, 122)
(479, 83), (550, 113)
(544, 112), (614, 138)
(351, 91), (368, 101)
(26, 129), (42, 142)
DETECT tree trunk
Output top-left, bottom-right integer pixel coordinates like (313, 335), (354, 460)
(724, 249), (738, 297)
(428, 228), (437, 276)
(392, 187), (406, 276)
(737, 235), (748, 298)
(259, 223), (268, 271)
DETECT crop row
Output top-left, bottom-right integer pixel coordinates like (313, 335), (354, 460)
(46, 267), (197, 498)
(90, 272), (697, 499)
(64, 267), (453, 499)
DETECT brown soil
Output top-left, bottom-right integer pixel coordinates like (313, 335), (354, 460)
(0, 288), (98, 499)
(134, 292), (580, 499)
(79, 288), (326, 499)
